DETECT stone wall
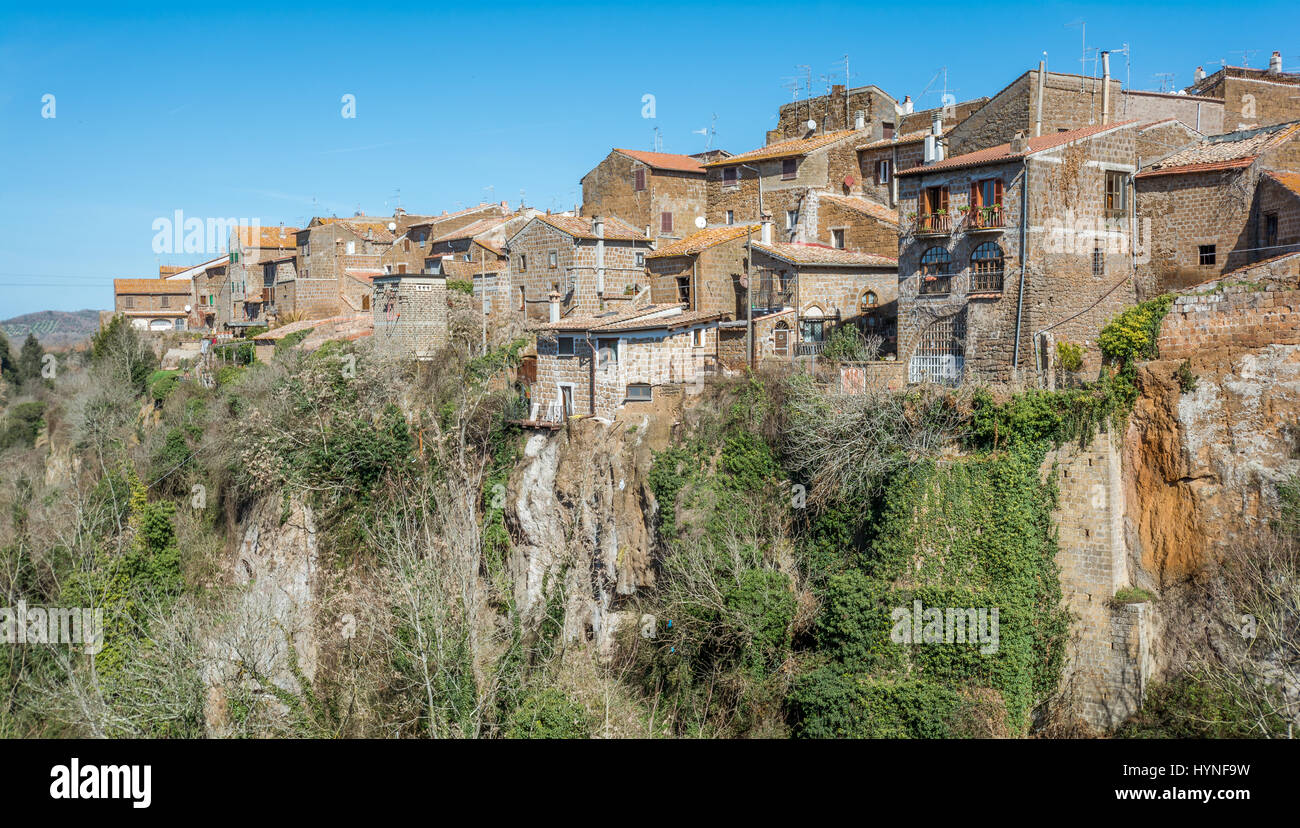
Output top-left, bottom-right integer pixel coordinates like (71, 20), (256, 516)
(581, 151), (707, 242)
(370, 274), (448, 358)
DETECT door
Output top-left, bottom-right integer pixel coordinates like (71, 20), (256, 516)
(560, 385), (574, 417)
(773, 322), (789, 357)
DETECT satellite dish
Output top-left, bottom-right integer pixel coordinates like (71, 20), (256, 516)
(184, 304), (192, 313)
(694, 216), (707, 229)
(387, 222), (397, 231)
(806, 119), (817, 131)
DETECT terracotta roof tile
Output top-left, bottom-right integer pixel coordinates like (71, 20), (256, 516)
(236, 225), (301, 250)
(702, 130), (861, 167)
(1137, 122), (1300, 178)
(647, 224), (760, 258)
(545, 304), (724, 332)
(896, 120), (1140, 177)
(752, 241), (897, 267)
(856, 128), (939, 151)
(114, 278), (192, 294)
(432, 217), (509, 244)
(817, 194), (899, 225)
(1266, 170), (1300, 197)
(612, 148), (706, 174)
(532, 214), (649, 241)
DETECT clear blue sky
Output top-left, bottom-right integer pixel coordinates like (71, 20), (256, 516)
(1, 0), (1296, 317)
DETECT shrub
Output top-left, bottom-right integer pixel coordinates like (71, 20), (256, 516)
(1056, 340), (1083, 373)
(1116, 673), (1285, 739)
(1098, 294), (1173, 368)
(0, 400), (47, 450)
(447, 279), (474, 295)
(504, 688), (589, 739)
(1176, 359), (1198, 393)
(147, 369), (181, 403)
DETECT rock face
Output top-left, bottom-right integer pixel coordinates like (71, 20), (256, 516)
(204, 494), (320, 734)
(506, 416), (662, 659)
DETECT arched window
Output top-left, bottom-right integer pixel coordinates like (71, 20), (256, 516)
(919, 246), (951, 294)
(861, 290), (878, 309)
(970, 242), (1004, 292)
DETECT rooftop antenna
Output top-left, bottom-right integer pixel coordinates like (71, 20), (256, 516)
(1235, 49), (1260, 67)
(651, 125), (662, 152)
(692, 114), (717, 150)
(1066, 20), (1086, 87)
(1154, 72), (1176, 93)
(796, 64), (812, 127)
(519, 188), (526, 209)
(834, 54), (853, 130)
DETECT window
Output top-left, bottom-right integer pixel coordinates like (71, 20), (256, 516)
(124, 296), (134, 309)
(1105, 170), (1127, 216)
(548, 250), (558, 269)
(920, 186), (950, 232)
(634, 168), (646, 191)
(676, 276), (691, 304)
(722, 167), (738, 187)
(861, 290), (878, 308)
(518, 286), (526, 310)
(346, 241), (356, 255)
(786, 209), (798, 230)
(397, 263), (407, 274)
(919, 246), (952, 294)
(692, 328), (703, 347)
(1199, 244), (1217, 266)
(597, 337), (619, 367)
(1093, 246), (1106, 276)
(557, 336), (575, 357)
(909, 311), (967, 385)
(831, 228), (845, 249)
(661, 212), (673, 233)
(800, 319), (825, 342)
(626, 383), (652, 402)
(519, 254), (527, 271)
(174, 319), (185, 331)
(875, 159), (891, 185)
(361, 293), (370, 310)
(635, 252), (645, 267)
(882, 121), (895, 139)
(781, 158), (797, 180)
(160, 295), (169, 308)
(725, 210), (735, 225)
(1265, 212), (1279, 249)
(463, 252), (472, 262)
(968, 179), (1005, 228)
(425, 258), (439, 273)
(970, 241), (1005, 292)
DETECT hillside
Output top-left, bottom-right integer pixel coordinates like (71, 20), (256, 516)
(0, 309), (103, 350)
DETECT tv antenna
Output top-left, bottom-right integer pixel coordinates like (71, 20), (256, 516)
(1153, 72), (1176, 93)
(1234, 49), (1260, 67)
(692, 113), (717, 150)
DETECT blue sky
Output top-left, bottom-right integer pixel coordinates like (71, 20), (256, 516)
(1, 0), (1297, 318)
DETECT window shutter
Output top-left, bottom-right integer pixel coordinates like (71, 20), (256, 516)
(969, 182), (980, 208)
(994, 178), (1004, 205)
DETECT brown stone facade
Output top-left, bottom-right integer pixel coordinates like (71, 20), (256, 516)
(580, 150), (707, 242)
(505, 216), (653, 320)
(767, 84), (895, 144)
(1187, 63), (1300, 130)
(370, 273), (449, 358)
(947, 70), (1125, 156)
(896, 122), (1142, 386)
(113, 278), (192, 331)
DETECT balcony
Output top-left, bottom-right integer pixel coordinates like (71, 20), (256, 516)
(913, 213), (952, 235)
(964, 204), (1006, 231)
(794, 341), (825, 357)
(970, 268), (1004, 293)
(919, 273), (952, 295)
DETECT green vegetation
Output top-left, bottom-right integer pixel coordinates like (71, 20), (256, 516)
(447, 278), (474, 295)
(1055, 340), (1083, 373)
(0, 401), (46, 450)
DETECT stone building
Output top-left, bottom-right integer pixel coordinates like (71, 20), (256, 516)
(702, 129), (871, 232)
(767, 83), (896, 144)
(220, 224), (299, 331)
(504, 213), (653, 320)
(532, 303), (725, 421)
(1136, 121), (1300, 293)
(580, 148), (720, 242)
(370, 273), (449, 358)
(895, 120), (1146, 386)
(292, 215), (398, 319)
(112, 277), (193, 331)
(645, 223), (756, 319)
(1185, 53), (1300, 131)
(383, 202), (512, 275)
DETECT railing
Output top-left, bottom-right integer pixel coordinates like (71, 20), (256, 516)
(970, 268), (1004, 293)
(919, 273), (952, 295)
(964, 205), (1006, 230)
(909, 354), (964, 386)
(794, 341), (825, 357)
(914, 213), (952, 234)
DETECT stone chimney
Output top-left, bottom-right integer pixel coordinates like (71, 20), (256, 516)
(1194, 65), (1206, 84)
(1270, 50), (1283, 74)
(1101, 51), (1111, 123)
(1010, 131), (1028, 155)
(548, 291), (560, 323)
(760, 213), (773, 245)
(901, 95), (913, 115)
(854, 110), (866, 130)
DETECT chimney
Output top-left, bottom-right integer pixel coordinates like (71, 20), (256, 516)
(760, 213), (773, 244)
(500, 200), (508, 209)
(1035, 59), (1046, 137)
(855, 110), (866, 131)
(548, 291), (560, 323)
(922, 114), (945, 164)
(1194, 65), (1206, 84)
(1101, 50), (1111, 124)
(1010, 131), (1027, 155)
(1270, 51), (1283, 74)
(279, 221), (284, 238)
(593, 215), (606, 295)
(902, 95), (913, 115)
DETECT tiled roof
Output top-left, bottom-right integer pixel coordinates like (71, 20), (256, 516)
(647, 224), (760, 258)
(613, 148), (706, 175)
(1266, 170), (1300, 197)
(235, 225), (300, 249)
(752, 241), (897, 267)
(532, 213), (649, 241)
(432, 216), (508, 244)
(545, 303), (724, 332)
(896, 120), (1140, 177)
(856, 128), (936, 151)
(159, 265), (186, 276)
(702, 130), (861, 167)
(1137, 122), (1300, 178)
(114, 278), (192, 294)
(817, 194), (899, 225)
(408, 202), (507, 228)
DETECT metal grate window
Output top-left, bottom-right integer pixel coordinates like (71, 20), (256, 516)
(909, 311), (966, 386)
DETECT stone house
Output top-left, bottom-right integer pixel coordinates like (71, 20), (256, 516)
(1185, 53), (1300, 131)
(767, 83), (897, 144)
(370, 273), (449, 359)
(504, 213), (653, 320)
(383, 202), (512, 275)
(580, 148), (720, 242)
(895, 120), (1146, 386)
(702, 129), (872, 232)
(426, 212), (540, 319)
(1136, 121), (1300, 293)
(293, 216), (398, 318)
(112, 278), (193, 332)
(532, 303), (725, 421)
(221, 224), (299, 331)
(645, 223), (757, 319)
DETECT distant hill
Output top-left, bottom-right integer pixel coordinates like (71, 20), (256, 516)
(1, 309), (104, 350)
